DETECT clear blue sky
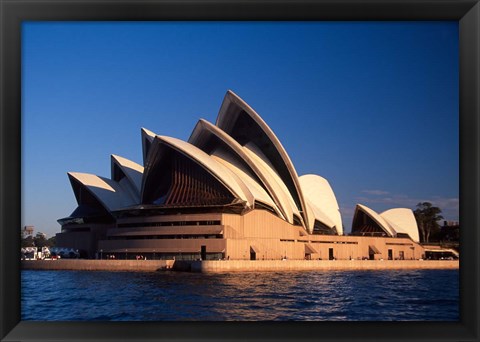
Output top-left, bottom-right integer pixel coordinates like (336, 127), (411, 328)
(22, 21), (459, 238)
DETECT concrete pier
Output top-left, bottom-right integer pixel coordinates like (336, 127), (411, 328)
(190, 259), (459, 272)
(21, 259), (458, 273)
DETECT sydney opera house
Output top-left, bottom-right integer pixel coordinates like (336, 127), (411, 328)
(57, 91), (426, 261)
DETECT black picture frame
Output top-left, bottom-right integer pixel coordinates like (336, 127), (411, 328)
(1, 0), (478, 341)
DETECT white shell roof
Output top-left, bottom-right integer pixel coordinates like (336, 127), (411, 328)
(68, 172), (137, 212)
(354, 204), (396, 237)
(299, 175), (343, 235)
(154, 135), (251, 204)
(381, 208), (420, 242)
(216, 90), (310, 229)
(111, 154), (144, 196)
(305, 201), (335, 229)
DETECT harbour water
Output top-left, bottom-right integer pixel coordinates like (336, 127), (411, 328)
(21, 269), (459, 321)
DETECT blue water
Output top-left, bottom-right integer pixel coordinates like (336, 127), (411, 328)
(21, 269), (459, 321)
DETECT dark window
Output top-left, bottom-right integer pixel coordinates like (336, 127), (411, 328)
(329, 248), (334, 260)
(254, 201), (277, 216)
(293, 214), (303, 226)
(312, 220), (337, 235)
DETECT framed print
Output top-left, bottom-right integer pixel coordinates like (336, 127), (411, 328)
(1, 0), (478, 341)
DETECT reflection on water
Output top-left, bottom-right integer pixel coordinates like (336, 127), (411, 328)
(22, 269), (458, 321)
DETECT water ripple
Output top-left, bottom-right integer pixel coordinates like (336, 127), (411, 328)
(22, 269), (458, 321)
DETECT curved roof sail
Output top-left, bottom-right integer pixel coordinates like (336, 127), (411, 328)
(381, 208), (420, 242)
(243, 145), (301, 225)
(305, 202), (335, 229)
(352, 204), (396, 237)
(68, 172), (137, 212)
(299, 175), (343, 235)
(111, 155), (144, 202)
(189, 119), (265, 187)
(215, 90), (310, 229)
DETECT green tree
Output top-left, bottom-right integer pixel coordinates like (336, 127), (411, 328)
(21, 235), (35, 248)
(46, 236), (56, 247)
(33, 233), (48, 248)
(414, 202), (444, 243)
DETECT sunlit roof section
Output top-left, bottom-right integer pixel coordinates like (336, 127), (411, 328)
(305, 202), (335, 228)
(68, 172), (137, 212)
(111, 155), (143, 202)
(381, 208), (420, 242)
(62, 91), (371, 239)
(299, 175), (343, 235)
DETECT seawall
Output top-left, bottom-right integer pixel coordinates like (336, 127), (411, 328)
(21, 259), (458, 272)
(22, 259), (174, 272)
(190, 259), (459, 272)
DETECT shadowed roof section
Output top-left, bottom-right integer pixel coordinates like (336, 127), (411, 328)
(141, 127), (156, 166)
(215, 90), (310, 229)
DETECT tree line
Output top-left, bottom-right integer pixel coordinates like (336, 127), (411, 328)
(413, 202), (458, 244)
(21, 233), (56, 248)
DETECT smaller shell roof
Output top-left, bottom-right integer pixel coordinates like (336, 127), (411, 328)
(381, 208), (420, 242)
(354, 204), (396, 237)
(68, 172), (137, 212)
(299, 175), (343, 235)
